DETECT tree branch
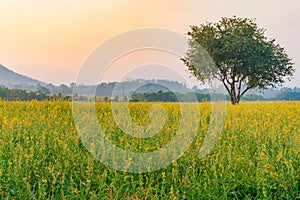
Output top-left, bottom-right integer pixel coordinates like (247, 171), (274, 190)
(237, 75), (246, 99)
(238, 83), (255, 102)
(221, 78), (231, 95)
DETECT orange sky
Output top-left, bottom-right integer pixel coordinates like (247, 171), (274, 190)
(0, 0), (299, 86)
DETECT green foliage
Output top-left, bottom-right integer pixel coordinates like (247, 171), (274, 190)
(0, 87), (71, 101)
(130, 91), (211, 102)
(182, 16), (295, 105)
(130, 91), (178, 102)
(272, 92), (300, 101)
(130, 90), (300, 102)
(0, 86), (48, 101)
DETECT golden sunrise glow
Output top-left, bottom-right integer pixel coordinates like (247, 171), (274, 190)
(0, 0), (299, 86)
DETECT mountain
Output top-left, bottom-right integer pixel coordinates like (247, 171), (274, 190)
(85, 79), (191, 97)
(0, 65), (191, 95)
(0, 64), (43, 90)
(1, 64), (298, 99)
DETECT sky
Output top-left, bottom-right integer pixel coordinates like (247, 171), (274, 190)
(0, 0), (299, 87)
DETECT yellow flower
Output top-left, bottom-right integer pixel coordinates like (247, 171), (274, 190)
(42, 179), (47, 183)
(24, 154), (32, 159)
(276, 153), (283, 161)
(72, 188), (80, 196)
(162, 172), (166, 179)
(171, 160), (177, 167)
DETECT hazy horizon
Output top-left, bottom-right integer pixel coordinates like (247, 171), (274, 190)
(0, 0), (299, 87)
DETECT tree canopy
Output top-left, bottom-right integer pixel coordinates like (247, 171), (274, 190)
(182, 16), (295, 105)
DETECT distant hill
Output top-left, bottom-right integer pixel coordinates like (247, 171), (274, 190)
(1, 64), (299, 99)
(0, 64), (72, 94)
(0, 65), (192, 95)
(0, 64), (42, 85)
(0, 64), (43, 90)
(91, 79), (191, 97)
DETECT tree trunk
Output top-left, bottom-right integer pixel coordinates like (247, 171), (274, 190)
(228, 85), (254, 105)
(221, 79), (244, 105)
(229, 90), (241, 105)
(229, 84), (238, 105)
(229, 92), (237, 105)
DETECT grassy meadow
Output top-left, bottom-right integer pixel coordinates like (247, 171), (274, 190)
(0, 101), (299, 199)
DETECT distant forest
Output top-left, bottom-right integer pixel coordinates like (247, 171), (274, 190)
(129, 91), (300, 102)
(1, 86), (299, 102)
(0, 87), (70, 101)
(2, 64), (299, 101)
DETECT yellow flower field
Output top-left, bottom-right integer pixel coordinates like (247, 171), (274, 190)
(0, 101), (299, 199)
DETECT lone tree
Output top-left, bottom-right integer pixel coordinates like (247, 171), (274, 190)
(182, 16), (294, 105)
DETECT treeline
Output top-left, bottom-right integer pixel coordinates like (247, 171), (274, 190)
(130, 91), (213, 102)
(1, 86), (300, 102)
(78, 79), (190, 97)
(0, 87), (71, 101)
(271, 92), (300, 100)
(129, 91), (300, 102)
